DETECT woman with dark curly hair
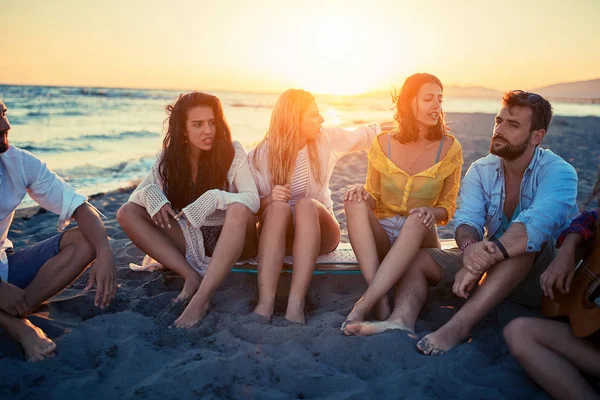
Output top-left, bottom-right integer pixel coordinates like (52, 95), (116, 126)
(117, 92), (259, 328)
(342, 73), (463, 334)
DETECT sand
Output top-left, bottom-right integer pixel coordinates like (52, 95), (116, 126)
(1, 112), (598, 400)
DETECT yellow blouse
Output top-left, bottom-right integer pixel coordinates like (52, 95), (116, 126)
(365, 133), (463, 225)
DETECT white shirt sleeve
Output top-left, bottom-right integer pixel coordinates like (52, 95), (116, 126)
(322, 124), (382, 160)
(22, 150), (86, 229)
(128, 157), (170, 218)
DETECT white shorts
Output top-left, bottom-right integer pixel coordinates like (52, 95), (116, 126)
(379, 215), (407, 245)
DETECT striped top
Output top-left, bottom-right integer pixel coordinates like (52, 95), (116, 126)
(289, 146), (309, 207)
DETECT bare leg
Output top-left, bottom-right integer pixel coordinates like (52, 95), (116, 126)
(24, 228), (95, 308)
(345, 249), (443, 337)
(0, 228), (95, 361)
(253, 201), (294, 319)
(345, 213), (437, 324)
(504, 318), (600, 400)
(285, 198), (340, 324)
(345, 199), (392, 320)
(0, 311), (56, 362)
(117, 203), (200, 303)
(173, 203), (258, 328)
(417, 253), (536, 356)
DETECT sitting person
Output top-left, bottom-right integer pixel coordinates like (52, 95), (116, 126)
(504, 207), (600, 400)
(343, 73), (463, 324)
(117, 92), (259, 328)
(0, 99), (117, 361)
(249, 89), (381, 324)
(344, 90), (579, 357)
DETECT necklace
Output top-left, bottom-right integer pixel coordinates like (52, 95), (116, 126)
(403, 141), (430, 174)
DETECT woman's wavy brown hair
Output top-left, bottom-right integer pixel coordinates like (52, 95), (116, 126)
(159, 91), (234, 211)
(392, 73), (446, 143)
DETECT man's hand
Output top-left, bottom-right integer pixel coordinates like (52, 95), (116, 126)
(462, 240), (500, 275)
(270, 184), (291, 202)
(84, 249), (117, 309)
(540, 251), (576, 300)
(0, 280), (30, 316)
(453, 267), (481, 299)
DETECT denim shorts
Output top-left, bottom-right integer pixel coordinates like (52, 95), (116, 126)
(379, 215), (407, 245)
(6, 232), (65, 289)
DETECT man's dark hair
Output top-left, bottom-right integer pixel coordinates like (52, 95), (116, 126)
(502, 90), (553, 132)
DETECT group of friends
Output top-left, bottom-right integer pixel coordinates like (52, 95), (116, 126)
(1, 73), (599, 399)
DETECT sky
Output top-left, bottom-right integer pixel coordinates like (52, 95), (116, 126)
(2, 0), (599, 95)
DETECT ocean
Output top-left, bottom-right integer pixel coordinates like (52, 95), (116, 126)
(1, 84), (599, 209)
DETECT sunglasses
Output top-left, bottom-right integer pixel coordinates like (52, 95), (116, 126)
(510, 90), (548, 129)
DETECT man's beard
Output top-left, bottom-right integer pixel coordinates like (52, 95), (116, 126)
(0, 133), (8, 154)
(489, 133), (531, 161)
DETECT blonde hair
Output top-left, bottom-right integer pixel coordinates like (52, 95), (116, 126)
(253, 89), (323, 186)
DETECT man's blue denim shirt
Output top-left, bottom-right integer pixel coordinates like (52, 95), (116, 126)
(453, 147), (579, 252)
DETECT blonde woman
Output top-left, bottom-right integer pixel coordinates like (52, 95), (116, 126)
(342, 73), (463, 334)
(249, 89), (380, 324)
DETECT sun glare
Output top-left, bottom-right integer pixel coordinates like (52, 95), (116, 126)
(267, 12), (403, 96)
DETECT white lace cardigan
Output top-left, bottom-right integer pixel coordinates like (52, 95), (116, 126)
(248, 125), (381, 212)
(128, 141), (259, 274)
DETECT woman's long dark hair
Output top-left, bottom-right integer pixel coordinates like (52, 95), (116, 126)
(159, 92), (234, 211)
(392, 73), (446, 143)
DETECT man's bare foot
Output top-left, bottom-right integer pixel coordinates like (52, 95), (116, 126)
(284, 299), (305, 325)
(417, 323), (468, 356)
(172, 300), (209, 329)
(253, 302), (274, 320)
(14, 319), (57, 362)
(375, 298), (391, 321)
(344, 320), (417, 338)
(173, 275), (201, 304)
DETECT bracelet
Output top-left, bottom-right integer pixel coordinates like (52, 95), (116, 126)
(459, 239), (478, 255)
(490, 238), (510, 260)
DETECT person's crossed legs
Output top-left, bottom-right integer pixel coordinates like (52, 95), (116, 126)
(0, 228), (95, 361)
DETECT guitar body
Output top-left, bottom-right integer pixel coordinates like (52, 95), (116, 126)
(542, 235), (600, 337)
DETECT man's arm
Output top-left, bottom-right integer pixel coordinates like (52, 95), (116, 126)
(455, 224), (482, 248)
(73, 203), (117, 309)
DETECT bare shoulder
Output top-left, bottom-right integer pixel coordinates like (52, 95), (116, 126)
(377, 132), (393, 148)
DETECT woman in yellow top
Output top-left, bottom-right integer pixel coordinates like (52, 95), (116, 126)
(342, 73), (463, 332)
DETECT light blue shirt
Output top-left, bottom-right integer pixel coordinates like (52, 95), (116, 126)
(453, 147), (579, 252)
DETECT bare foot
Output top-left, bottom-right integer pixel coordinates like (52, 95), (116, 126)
(375, 297), (391, 321)
(341, 302), (368, 330)
(284, 299), (305, 325)
(253, 302), (274, 320)
(14, 319), (57, 362)
(172, 301), (209, 329)
(173, 275), (201, 304)
(417, 323), (468, 356)
(344, 320), (417, 338)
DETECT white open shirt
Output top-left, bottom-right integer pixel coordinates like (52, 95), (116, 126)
(0, 146), (86, 281)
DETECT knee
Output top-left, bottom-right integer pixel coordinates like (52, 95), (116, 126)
(403, 212), (431, 235)
(295, 198), (318, 215)
(225, 202), (253, 224)
(116, 203), (140, 228)
(263, 200), (292, 221)
(63, 229), (96, 267)
(503, 317), (535, 353)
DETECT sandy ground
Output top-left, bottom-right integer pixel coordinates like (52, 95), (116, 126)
(1, 112), (598, 399)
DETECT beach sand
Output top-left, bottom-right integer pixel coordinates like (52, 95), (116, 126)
(1, 113), (598, 399)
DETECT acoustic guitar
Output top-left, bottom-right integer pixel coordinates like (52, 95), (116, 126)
(542, 230), (600, 337)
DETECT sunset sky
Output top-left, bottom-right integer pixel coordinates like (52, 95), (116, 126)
(3, 0), (599, 95)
